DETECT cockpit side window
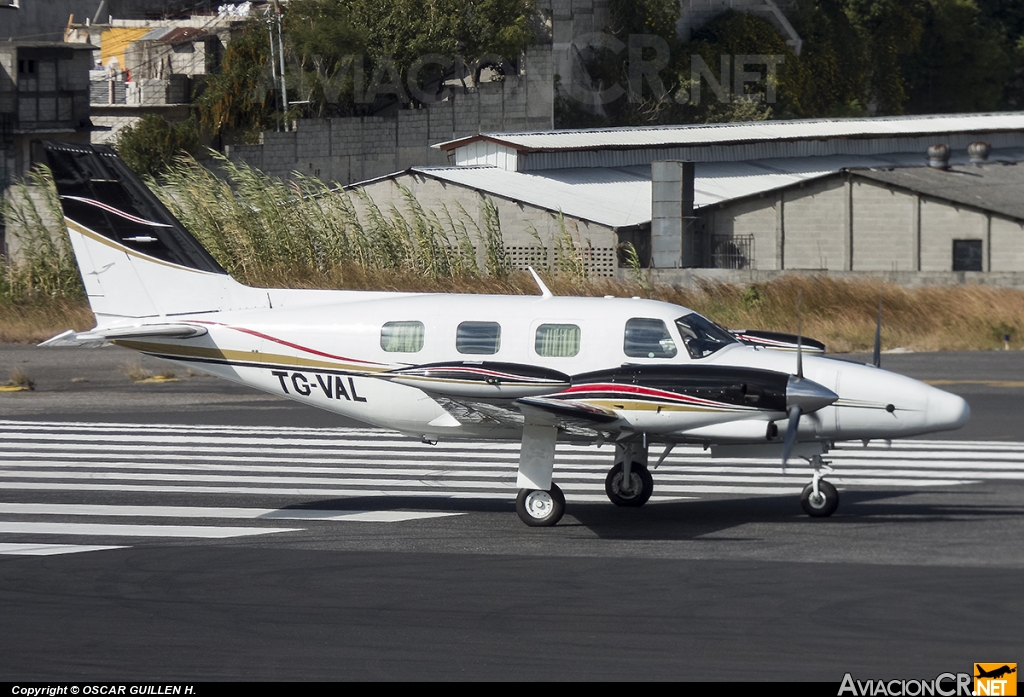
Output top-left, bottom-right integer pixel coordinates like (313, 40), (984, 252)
(623, 318), (677, 358)
(675, 313), (737, 359)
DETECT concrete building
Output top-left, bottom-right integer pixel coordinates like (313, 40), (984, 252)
(0, 42), (93, 177)
(349, 113), (1024, 283)
(0, 40), (93, 258)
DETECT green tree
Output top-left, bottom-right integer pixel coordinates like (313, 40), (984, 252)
(791, 0), (870, 117)
(845, 0), (927, 114)
(195, 19), (280, 142)
(285, 0), (536, 114)
(904, 0), (1015, 113)
(681, 11), (804, 121)
(115, 114), (199, 178)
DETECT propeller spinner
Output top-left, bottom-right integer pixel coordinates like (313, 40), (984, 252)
(781, 292), (838, 465)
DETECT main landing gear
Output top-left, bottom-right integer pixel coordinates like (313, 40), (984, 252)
(605, 461), (654, 507)
(514, 431), (658, 527)
(800, 454), (839, 517)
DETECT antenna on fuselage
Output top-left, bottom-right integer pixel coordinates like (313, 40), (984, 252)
(527, 266), (553, 299)
(796, 290), (804, 379)
(783, 290), (804, 467)
(872, 285), (884, 368)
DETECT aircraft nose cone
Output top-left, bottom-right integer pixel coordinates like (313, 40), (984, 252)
(786, 375), (839, 414)
(927, 389), (970, 432)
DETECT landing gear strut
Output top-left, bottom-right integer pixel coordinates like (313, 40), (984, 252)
(800, 455), (839, 517)
(516, 482), (566, 527)
(605, 439), (654, 507)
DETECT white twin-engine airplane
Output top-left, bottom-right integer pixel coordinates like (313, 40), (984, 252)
(40, 142), (970, 526)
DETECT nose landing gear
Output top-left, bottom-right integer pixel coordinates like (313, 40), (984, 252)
(800, 455), (839, 517)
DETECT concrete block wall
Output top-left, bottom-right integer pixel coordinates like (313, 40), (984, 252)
(354, 173), (617, 274)
(852, 180), (916, 271)
(226, 59), (555, 187)
(779, 178), (847, 270)
(990, 217), (1024, 272)
(704, 195), (778, 270)
(919, 199), (988, 272)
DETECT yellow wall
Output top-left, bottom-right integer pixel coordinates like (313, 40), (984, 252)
(100, 27), (150, 71)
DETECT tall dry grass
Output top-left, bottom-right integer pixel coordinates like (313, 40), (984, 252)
(1, 157), (1022, 351)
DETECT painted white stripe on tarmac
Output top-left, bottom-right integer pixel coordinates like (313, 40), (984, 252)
(0, 543), (127, 556)
(0, 479), (971, 498)
(6, 446), (1024, 468)
(0, 503), (462, 522)
(0, 521), (300, 538)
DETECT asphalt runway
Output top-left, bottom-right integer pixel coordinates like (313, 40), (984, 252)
(1, 345), (1022, 681)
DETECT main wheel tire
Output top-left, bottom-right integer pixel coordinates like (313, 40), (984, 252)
(801, 480), (839, 517)
(605, 462), (654, 507)
(516, 482), (566, 527)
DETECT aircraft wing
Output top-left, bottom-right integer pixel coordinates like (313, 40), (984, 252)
(431, 394), (623, 437)
(380, 361), (623, 436)
(40, 325), (209, 348)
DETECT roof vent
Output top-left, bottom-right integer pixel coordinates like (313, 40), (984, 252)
(968, 141), (991, 165)
(927, 144), (950, 169)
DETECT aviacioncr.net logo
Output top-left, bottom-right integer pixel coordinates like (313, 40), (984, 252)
(974, 664), (1017, 696)
(838, 673), (973, 696)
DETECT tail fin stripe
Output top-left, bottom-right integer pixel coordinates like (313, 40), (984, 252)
(60, 195), (173, 228)
(66, 219), (224, 276)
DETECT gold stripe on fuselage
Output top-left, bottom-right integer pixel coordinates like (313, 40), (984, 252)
(112, 339), (388, 373)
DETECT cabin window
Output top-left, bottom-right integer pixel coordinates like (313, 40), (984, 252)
(457, 321), (501, 355)
(380, 321), (424, 353)
(623, 318), (677, 358)
(535, 323), (581, 357)
(675, 313), (737, 359)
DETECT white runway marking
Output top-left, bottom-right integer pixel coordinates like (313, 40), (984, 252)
(1, 419), (1023, 554)
(0, 521), (300, 538)
(0, 503), (462, 522)
(0, 543), (127, 556)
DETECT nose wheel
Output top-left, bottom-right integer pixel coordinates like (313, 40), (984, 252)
(800, 479), (839, 517)
(516, 482), (566, 527)
(605, 462), (654, 507)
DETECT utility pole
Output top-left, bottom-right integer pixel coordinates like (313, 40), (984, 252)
(273, 0), (289, 131)
(264, 5), (279, 131)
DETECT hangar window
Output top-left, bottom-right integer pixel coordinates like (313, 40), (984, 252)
(535, 324), (580, 357)
(457, 321), (501, 355)
(952, 240), (983, 272)
(624, 318), (677, 359)
(380, 321), (424, 353)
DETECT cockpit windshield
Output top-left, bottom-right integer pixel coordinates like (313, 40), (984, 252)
(675, 313), (738, 359)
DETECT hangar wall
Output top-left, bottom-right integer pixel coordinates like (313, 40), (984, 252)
(705, 173), (1024, 274)
(851, 180), (916, 271)
(353, 174), (619, 276)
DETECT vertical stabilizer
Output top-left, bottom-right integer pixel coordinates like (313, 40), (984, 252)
(43, 142), (265, 322)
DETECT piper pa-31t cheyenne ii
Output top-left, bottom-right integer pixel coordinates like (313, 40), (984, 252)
(40, 142), (970, 526)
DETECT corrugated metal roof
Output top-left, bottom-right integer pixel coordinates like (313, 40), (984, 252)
(409, 165), (654, 229)
(436, 113), (1024, 152)
(138, 27), (174, 42)
(386, 148), (1024, 229)
(853, 160), (1024, 221)
(156, 27), (209, 44)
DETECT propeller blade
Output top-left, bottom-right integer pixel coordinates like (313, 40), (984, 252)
(873, 288), (883, 368)
(781, 405), (802, 466)
(796, 290), (804, 379)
